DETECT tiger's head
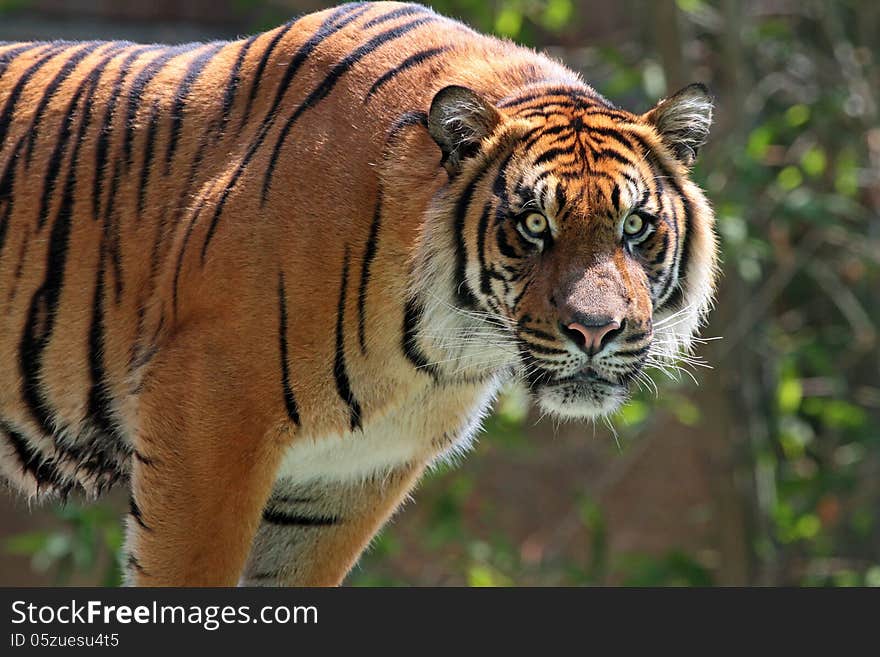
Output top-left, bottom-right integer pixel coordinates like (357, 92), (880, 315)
(414, 82), (717, 420)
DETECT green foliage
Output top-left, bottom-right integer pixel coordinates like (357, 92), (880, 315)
(5, 504), (123, 586)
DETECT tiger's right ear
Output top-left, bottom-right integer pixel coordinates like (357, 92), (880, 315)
(644, 83), (714, 167)
(428, 85), (501, 175)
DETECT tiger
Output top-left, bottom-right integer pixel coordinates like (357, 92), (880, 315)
(0, 1), (717, 586)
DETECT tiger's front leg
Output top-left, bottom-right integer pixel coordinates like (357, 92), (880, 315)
(123, 325), (285, 586)
(240, 464), (424, 586)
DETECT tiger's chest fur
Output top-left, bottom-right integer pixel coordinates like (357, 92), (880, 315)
(277, 376), (501, 486)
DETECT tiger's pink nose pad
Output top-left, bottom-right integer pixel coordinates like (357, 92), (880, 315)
(567, 320), (621, 356)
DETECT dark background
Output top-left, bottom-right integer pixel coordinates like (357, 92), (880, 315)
(1, 0), (878, 586)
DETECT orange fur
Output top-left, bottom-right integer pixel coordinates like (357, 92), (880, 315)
(0, 2), (717, 586)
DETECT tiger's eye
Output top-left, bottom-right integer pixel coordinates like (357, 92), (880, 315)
(623, 213), (645, 237)
(523, 212), (548, 236)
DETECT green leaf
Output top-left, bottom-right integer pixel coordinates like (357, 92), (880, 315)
(494, 7), (523, 37)
(4, 531), (51, 556)
(784, 104), (810, 127)
(800, 147), (826, 177)
(777, 377), (803, 414)
(777, 166), (804, 191)
(746, 125), (773, 161)
(541, 0), (573, 31)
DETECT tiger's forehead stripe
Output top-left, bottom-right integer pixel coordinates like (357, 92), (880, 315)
(470, 88), (700, 323)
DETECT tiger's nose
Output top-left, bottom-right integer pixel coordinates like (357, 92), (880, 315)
(561, 317), (623, 356)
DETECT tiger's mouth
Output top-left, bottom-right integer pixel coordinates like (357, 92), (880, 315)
(524, 362), (639, 419)
(546, 367), (620, 387)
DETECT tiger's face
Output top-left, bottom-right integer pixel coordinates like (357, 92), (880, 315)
(421, 83), (717, 420)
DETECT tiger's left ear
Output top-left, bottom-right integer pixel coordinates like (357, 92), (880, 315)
(428, 85), (502, 175)
(644, 83), (713, 167)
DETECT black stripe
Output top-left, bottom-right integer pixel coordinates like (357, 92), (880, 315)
(0, 135), (26, 260)
(136, 99), (161, 217)
(87, 186), (127, 449)
(102, 166), (125, 302)
(402, 296), (439, 379)
(262, 509), (341, 526)
(218, 35), (257, 138)
(93, 53), (149, 305)
(365, 45), (450, 100)
(496, 223), (521, 259)
(123, 44), (197, 168)
(200, 4), (372, 260)
(0, 420), (68, 491)
(86, 244), (115, 441)
(172, 199), (206, 314)
(453, 158), (496, 309)
(478, 203), (499, 298)
(357, 193), (382, 354)
(362, 3), (429, 28)
(357, 114), (430, 355)
(37, 103), (78, 228)
(595, 147), (636, 168)
(534, 146), (577, 167)
(521, 123), (572, 152)
(23, 41), (104, 166)
(586, 125), (637, 152)
(93, 45), (159, 219)
(128, 496), (152, 531)
(0, 44), (65, 151)
(277, 271), (301, 426)
(510, 275), (532, 310)
(238, 22), (298, 131)
(388, 109), (428, 135)
(20, 61), (106, 435)
(611, 183), (621, 212)
(7, 226), (30, 304)
(650, 232), (670, 266)
(239, 3), (365, 131)
(479, 153), (514, 297)
(126, 553), (146, 575)
(80, 56), (131, 451)
(260, 3), (372, 127)
(133, 449), (158, 468)
(522, 339), (567, 356)
(662, 195), (692, 309)
(616, 345), (651, 358)
(164, 42), (224, 173)
(261, 16), (434, 202)
(0, 42), (45, 79)
(497, 86), (597, 109)
(247, 571), (281, 581)
(554, 182), (566, 215)
(518, 323), (557, 342)
(334, 248), (362, 431)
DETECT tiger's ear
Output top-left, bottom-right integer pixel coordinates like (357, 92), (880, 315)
(644, 83), (713, 167)
(428, 85), (501, 175)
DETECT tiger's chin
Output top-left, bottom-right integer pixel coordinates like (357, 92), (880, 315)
(532, 379), (629, 420)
